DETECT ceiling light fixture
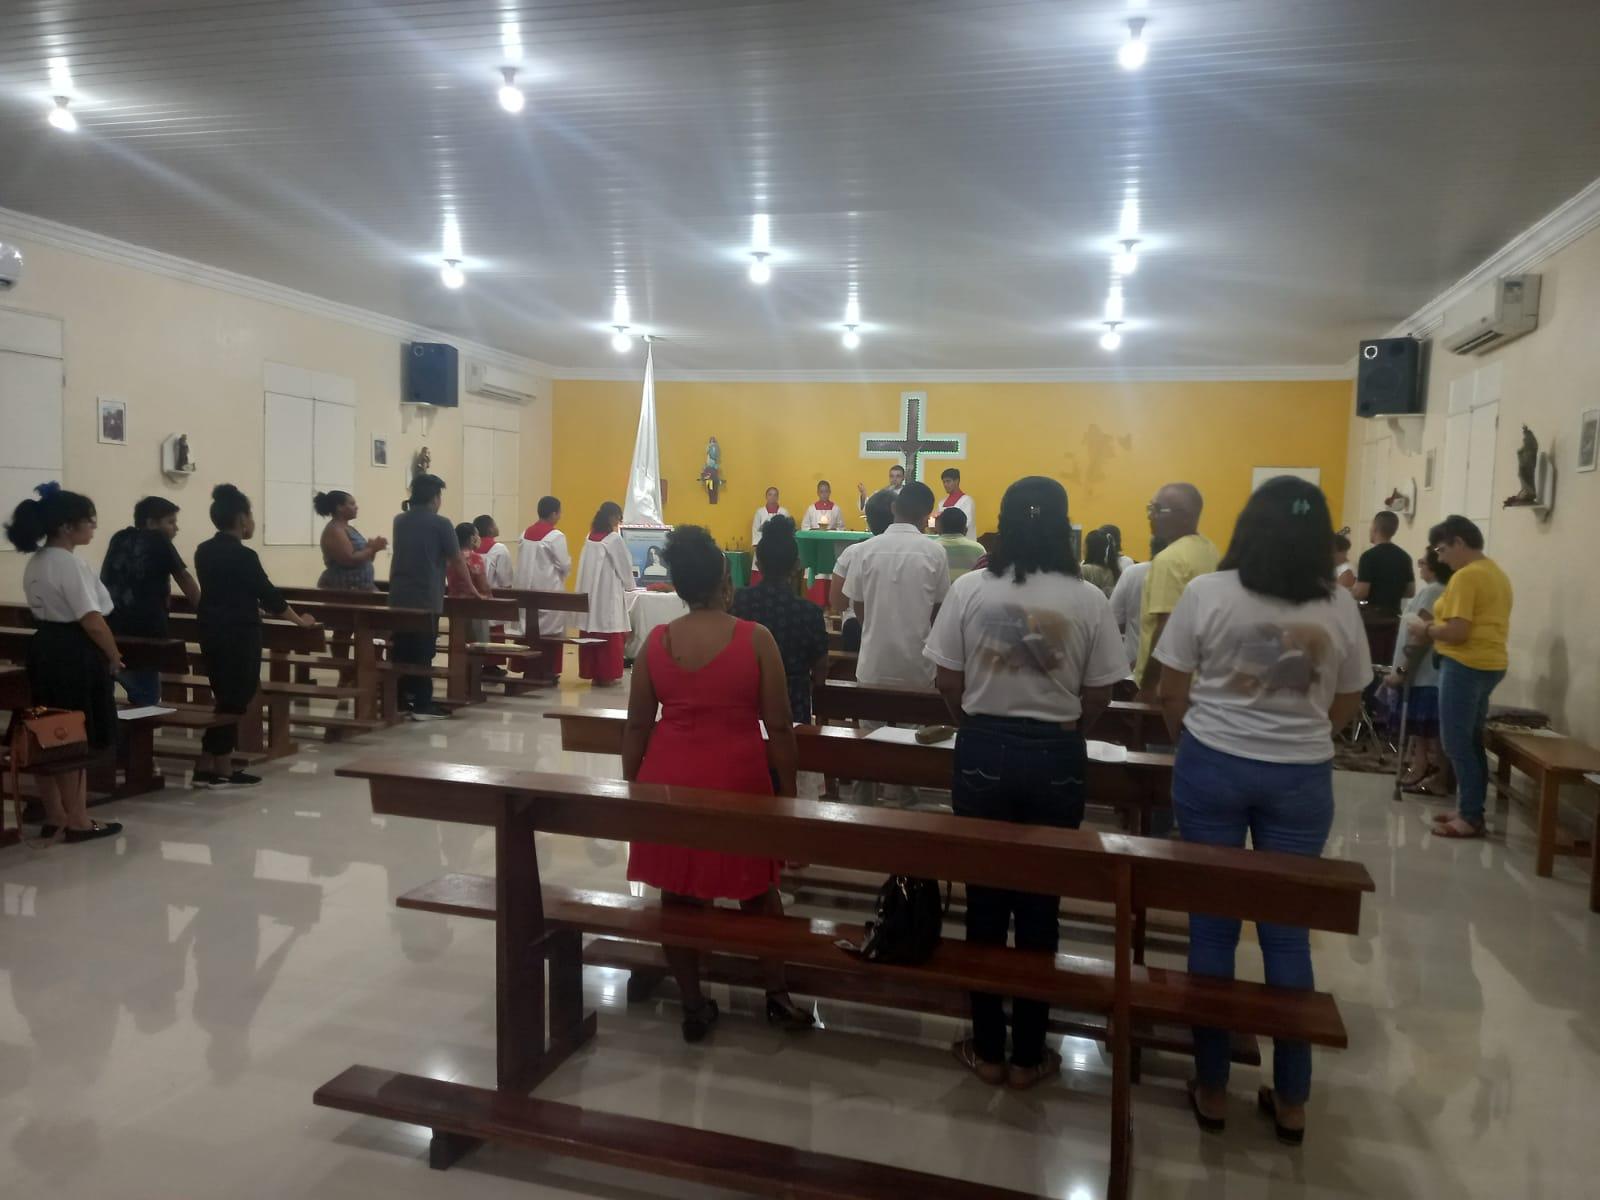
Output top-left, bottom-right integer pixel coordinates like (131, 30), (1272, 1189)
(747, 251), (771, 285)
(439, 259), (465, 289)
(1118, 18), (1149, 71)
(47, 95), (77, 132)
(841, 293), (862, 348)
(1112, 238), (1141, 276)
(1100, 321), (1124, 351)
(611, 327), (632, 353)
(498, 67), (525, 114)
(841, 326), (861, 351)
(1104, 287), (1125, 322)
(1119, 196), (1141, 240)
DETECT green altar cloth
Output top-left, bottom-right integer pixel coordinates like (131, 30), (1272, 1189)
(795, 530), (870, 578)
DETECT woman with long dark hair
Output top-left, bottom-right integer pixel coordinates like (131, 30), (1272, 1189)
(1153, 476), (1369, 1144)
(574, 501), (636, 687)
(6, 483), (122, 841)
(925, 476), (1126, 1089)
(1080, 526), (1123, 598)
(621, 526), (813, 1040)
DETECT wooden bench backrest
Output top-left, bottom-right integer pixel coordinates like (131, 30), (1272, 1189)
(813, 680), (1162, 731)
(277, 586), (387, 608)
(492, 587), (590, 615)
(337, 760), (1372, 933)
(0, 614), (191, 673)
(163, 611), (327, 653)
(284, 598), (435, 634)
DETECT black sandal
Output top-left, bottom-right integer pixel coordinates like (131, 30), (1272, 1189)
(1187, 1080), (1226, 1133)
(765, 991), (816, 1030)
(681, 998), (719, 1044)
(1258, 1087), (1305, 1146)
(63, 821), (123, 843)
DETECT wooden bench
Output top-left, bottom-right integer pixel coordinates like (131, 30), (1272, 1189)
(812, 680), (1166, 749)
(1487, 727), (1600, 911)
(441, 595), (525, 703)
(490, 586), (590, 686)
(320, 762), (1372, 1200)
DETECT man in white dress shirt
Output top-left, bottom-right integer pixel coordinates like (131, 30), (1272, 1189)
(936, 468), (976, 535)
(751, 487), (791, 547)
(856, 464), (905, 514)
(843, 482), (951, 805)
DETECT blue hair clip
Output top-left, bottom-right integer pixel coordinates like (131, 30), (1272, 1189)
(1291, 498), (1311, 516)
(36, 480), (62, 500)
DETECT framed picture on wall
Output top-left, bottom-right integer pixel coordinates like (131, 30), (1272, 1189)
(1579, 408), (1599, 473)
(97, 396), (126, 446)
(1424, 448), (1436, 490)
(619, 524), (673, 582)
(371, 436), (389, 467)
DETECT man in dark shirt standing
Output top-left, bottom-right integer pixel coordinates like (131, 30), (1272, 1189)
(389, 473), (468, 721)
(1354, 510), (1415, 615)
(101, 496), (201, 705)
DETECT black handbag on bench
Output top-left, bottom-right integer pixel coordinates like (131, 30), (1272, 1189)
(844, 875), (945, 965)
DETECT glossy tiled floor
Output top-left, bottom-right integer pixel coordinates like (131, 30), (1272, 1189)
(3, 679), (1598, 1200)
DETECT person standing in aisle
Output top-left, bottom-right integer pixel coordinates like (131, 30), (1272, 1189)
(388, 474), (467, 721)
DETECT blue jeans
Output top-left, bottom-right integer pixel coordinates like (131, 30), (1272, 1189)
(1437, 658), (1505, 826)
(118, 669), (160, 707)
(1172, 732), (1333, 1105)
(952, 715), (1086, 1068)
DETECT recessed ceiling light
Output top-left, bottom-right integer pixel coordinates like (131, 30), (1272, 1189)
(748, 252), (771, 285)
(439, 259), (465, 289)
(1100, 321), (1124, 351)
(498, 67), (525, 114)
(611, 327), (632, 353)
(1118, 19), (1149, 71)
(841, 327), (861, 350)
(47, 96), (77, 132)
(1112, 238), (1141, 276)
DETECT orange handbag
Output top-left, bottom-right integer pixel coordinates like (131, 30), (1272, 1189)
(4, 707), (89, 843)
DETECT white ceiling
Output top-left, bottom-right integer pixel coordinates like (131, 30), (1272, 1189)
(3, 0), (1599, 373)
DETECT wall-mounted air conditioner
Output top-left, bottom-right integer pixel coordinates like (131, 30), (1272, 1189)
(1442, 274), (1541, 356)
(465, 360), (538, 403)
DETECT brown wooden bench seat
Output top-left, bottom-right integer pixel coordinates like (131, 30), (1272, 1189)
(324, 762), (1372, 1200)
(397, 872), (1327, 1055)
(1487, 726), (1600, 911)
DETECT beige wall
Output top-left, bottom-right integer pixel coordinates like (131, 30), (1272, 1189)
(1342, 222), (1600, 743)
(0, 234), (550, 594)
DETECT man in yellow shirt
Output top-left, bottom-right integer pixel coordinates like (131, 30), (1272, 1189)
(1136, 482), (1219, 694)
(1414, 514), (1512, 838)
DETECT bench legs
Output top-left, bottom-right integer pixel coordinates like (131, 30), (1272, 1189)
(1109, 863), (1134, 1200)
(1536, 771), (1560, 878)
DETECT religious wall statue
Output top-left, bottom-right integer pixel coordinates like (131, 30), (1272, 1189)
(1503, 425), (1539, 506)
(412, 445), (431, 480)
(698, 435), (724, 504)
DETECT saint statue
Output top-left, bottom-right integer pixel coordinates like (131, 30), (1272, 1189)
(412, 445), (432, 479)
(1503, 425), (1539, 506)
(704, 437), (721, 476)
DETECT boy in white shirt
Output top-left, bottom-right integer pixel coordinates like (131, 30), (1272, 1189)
(844, 482), (949, 689)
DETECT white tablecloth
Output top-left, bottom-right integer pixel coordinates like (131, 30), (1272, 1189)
(625, 590), (689, 660)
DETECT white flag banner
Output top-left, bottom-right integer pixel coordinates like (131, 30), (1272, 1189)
(622, 341), (664, 525)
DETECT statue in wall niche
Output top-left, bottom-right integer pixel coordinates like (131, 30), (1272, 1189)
(1504, 425), (1540, 506)
(411, 445), (431, 480)
(698, 436), (724, 504)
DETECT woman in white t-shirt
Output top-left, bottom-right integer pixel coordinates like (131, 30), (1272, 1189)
(925, 476), (1128, 1091)
(6, 483), (124, 842)
(1153, 476), (1368, 1144)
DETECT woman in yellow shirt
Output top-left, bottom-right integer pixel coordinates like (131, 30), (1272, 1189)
(1413, 515), (1512, 838)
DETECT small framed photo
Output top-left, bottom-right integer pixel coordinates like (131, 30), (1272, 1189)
(97, 396), (126, 446)
(1579, 408), (1599, 474)
(1424, 448), (1436, 490)
(371, 436), (389, 467)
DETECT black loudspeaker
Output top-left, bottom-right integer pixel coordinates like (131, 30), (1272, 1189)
(1355, 337), (1422, 418)
(404, 342), (459, 407)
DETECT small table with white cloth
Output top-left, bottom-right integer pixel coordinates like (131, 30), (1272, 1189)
(624, 590), (690, 660)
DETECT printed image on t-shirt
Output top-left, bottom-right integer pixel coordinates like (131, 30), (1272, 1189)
(972, 604), (1075, 675)
(1218, 621), (1334, 697)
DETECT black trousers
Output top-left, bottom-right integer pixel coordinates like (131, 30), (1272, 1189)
(951, 715), (1087, 1068)
(200, 626), (263, 757)
(392, 615), (440, 712)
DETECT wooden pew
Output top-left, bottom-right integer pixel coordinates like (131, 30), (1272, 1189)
(319, 762), (1373, 1200)
(1487, 726), (1600, 911)
(546, 707), (1174, 832)
(812, 680), (1166, 749)
(277, 596), (437, 724)
(491, 586), (590, 685)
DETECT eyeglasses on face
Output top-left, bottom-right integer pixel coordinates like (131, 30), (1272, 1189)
(1146, 503), (1174, 516)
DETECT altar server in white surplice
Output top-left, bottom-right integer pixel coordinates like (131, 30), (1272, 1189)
(516, 495), (572, 681)
(575, 501), (636, 687)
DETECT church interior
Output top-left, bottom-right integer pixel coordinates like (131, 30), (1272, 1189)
(2, 3), (1600, 1198)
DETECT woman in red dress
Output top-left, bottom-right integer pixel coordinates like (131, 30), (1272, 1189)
(621, 525), (815, 1042)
